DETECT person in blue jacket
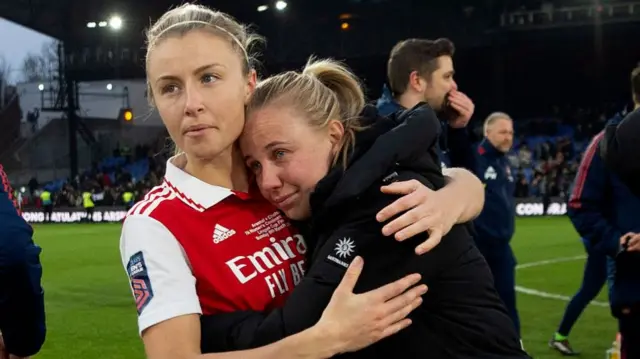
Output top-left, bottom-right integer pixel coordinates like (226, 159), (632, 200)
(376, 38), (475, 170)
(472, 112), (520, 336)
(548, 235), (607, 355)
(547, 114), (629, 356)
(567, 112), (640, 359)
(0, 164), (46, 358)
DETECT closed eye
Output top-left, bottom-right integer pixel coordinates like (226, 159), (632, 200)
(247, 161), (261, 173)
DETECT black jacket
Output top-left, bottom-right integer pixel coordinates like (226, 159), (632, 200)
(595, 111), (640, 311)
(376, 84), (476, 170)
(600, 108), (640, 197)
(201, 104), (527, 358)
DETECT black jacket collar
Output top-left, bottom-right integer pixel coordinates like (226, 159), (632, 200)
(309, 103), (443, 221)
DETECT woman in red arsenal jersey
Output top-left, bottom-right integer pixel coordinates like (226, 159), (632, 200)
(120, 4), (485, 359)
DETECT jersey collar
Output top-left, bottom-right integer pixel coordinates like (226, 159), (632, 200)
(479, 139), (504, 157)
(164, 154), (234, 212)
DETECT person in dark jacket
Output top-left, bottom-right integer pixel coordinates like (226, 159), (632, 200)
(376, 38), (475, 171)
(601, 109), (640, 197)
(0, 164), (46, 358)
(198, 58), (528, 358)
(472, 112), (520, 337)
(600, 64), (640, 196)
(568, 113), (640, 359)
(548, 236), (607, 355)
(547, 116), (627, 356)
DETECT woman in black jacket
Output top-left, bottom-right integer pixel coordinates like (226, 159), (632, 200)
(233, 58), (528, 358)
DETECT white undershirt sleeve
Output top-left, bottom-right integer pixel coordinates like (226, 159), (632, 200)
(119, 215), (202, 335)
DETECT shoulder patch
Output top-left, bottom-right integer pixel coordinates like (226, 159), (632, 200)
(127, 251), (154, 315)
(325, 237), (357, 269)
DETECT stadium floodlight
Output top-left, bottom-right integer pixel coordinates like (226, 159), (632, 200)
(109, 16), (123, 30)
(87, 22), (97, 28)
(119, 108), (134, 123)
(257, 5), (268, 12)
(106, 83), (113, 91)
(123, 109), (133, 121)
(275, 1), (287, 11)
(98, 21), (107, 27)
(38, 84), (44, 91)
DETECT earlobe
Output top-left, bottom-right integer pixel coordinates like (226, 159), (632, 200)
(245, 69), (258, 103)
(327, 120), (345, 146)
(410, 70), (424, 92)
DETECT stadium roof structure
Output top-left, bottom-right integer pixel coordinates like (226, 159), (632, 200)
(0, 0), (495, 71)
(1, 0), (628, 52)
(0, 0), (426, 41)
(4, 0), (630, 80)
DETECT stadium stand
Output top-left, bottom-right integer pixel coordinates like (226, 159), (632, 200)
(6, 100), (620, 211)
(11, 133), (169, 210)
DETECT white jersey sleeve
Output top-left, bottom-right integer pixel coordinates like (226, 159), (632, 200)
(120, 215), (202, 335)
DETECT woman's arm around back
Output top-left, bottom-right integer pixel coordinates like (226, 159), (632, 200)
(142, 257), (425, 359)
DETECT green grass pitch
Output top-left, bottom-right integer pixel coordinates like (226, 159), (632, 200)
(31, 216), (616, 358)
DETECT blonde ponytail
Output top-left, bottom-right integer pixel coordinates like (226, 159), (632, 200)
(302, 57), (365, 124)
(247, 57), (367, 168)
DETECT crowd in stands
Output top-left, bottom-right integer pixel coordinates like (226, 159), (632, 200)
(509, 135), (579, 199)
(10, 103), (626, 209)
(505, 102), (624, 199)
(14, 136), (170, 210)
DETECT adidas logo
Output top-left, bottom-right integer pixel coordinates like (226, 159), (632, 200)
(213, 224), (236, 244)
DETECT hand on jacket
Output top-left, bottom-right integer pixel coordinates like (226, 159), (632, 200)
(621, 232), (640, 252)
(376, 180), (457, 254)
(315, 256), (427, 354)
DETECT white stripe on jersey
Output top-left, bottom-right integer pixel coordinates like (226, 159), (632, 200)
(140, 190), (175, 217)
(128, 184), (174, 217)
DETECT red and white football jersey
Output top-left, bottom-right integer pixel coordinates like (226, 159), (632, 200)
(119, 156), (307, 334)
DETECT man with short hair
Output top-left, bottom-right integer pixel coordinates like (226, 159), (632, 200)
(376, 38), (475, 170)
(548, 106), (635, 355)
(575, 64), (640, 358)
(601, 64), (640, 195)
(473, 113), (520, 336)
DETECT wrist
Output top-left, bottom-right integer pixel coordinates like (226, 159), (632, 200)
(304, 324), (343, 359)
(437, 187), (465, 224)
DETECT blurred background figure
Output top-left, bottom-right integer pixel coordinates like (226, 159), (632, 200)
(0, 164), (46, 359)
(472, 113), (520, 336)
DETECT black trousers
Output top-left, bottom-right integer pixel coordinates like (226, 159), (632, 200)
(43, 204), (53, 222)
(480, 246), (520, 336)
(619, 310), (640, 359)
